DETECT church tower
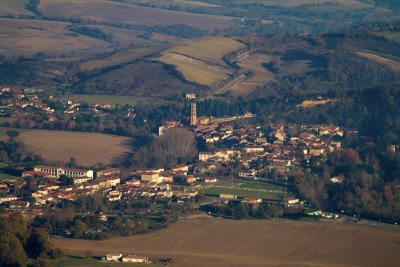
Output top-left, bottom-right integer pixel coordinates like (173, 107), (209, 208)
(190, 102), (197, 126)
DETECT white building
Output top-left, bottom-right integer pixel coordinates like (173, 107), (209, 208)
(34, 165), (94, 179)
(122, 255), (149, 263)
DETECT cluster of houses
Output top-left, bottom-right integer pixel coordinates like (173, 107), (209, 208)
(0, 87), (136, 126)
(193, 122), (344, 179)
(0, 163), (210, 216)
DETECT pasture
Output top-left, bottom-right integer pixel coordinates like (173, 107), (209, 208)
(38, 0), (235, 31)
(0, 18), (108, 56)
(58, 94), (164, 106)
(52, 218), (400, 267)
(0, 128), (132, 167)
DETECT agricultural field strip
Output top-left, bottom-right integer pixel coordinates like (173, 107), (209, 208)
(81, 46), (168, 72)
(201, 183), (284, 199)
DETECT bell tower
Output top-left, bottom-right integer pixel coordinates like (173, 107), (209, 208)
(190, 102), (197, 126)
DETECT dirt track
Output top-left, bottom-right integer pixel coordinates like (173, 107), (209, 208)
(52, 218), (400, 267)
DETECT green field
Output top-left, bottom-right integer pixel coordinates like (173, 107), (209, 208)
(58, 95), (165, 106)
(237, 182), (285, 191)
(52, 257), (161, 267)
(202, 185), (284, 200)
(376, 31), (400, 42)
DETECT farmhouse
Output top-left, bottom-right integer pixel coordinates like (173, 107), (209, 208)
(105, 253), (122, 262)
(122, 255), (149, 263)
(33, 165), (94, 179)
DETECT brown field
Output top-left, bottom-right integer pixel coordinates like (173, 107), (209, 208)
(0, 0), (33, 16)
(38, 0), (236, 31)
(227, 53), (276, 95)
(221, 52), (313, 96)
(57, 94), (162, 106)
(17, 130), (131, 166)
(0, 18), (109, 56)
(53, 218), (400, 267)
(158, 37), (244, 85)
(165, 37), (245, 66)
(159, 52), (232, 85)
(298, 99), (336, 108)
(357, 51), (400, 72)
(81, 46), (168, 72)
(82, 25), (181, 48)
(123, 0), (219, 8)
(233, 0), (373, 8)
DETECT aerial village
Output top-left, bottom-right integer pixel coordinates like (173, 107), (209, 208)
(0, 90), (348, 224)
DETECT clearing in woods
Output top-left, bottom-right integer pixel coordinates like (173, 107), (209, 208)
(52, 219), (400, 267)
(297, 99), (336, 108)
(0, 128), (132, 166)
(158, 37), (244, 85)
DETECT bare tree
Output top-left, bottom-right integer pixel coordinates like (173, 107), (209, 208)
(151, 128), (197, 167)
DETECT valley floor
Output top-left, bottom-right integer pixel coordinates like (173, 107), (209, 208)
(52, 218), (400, 267)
